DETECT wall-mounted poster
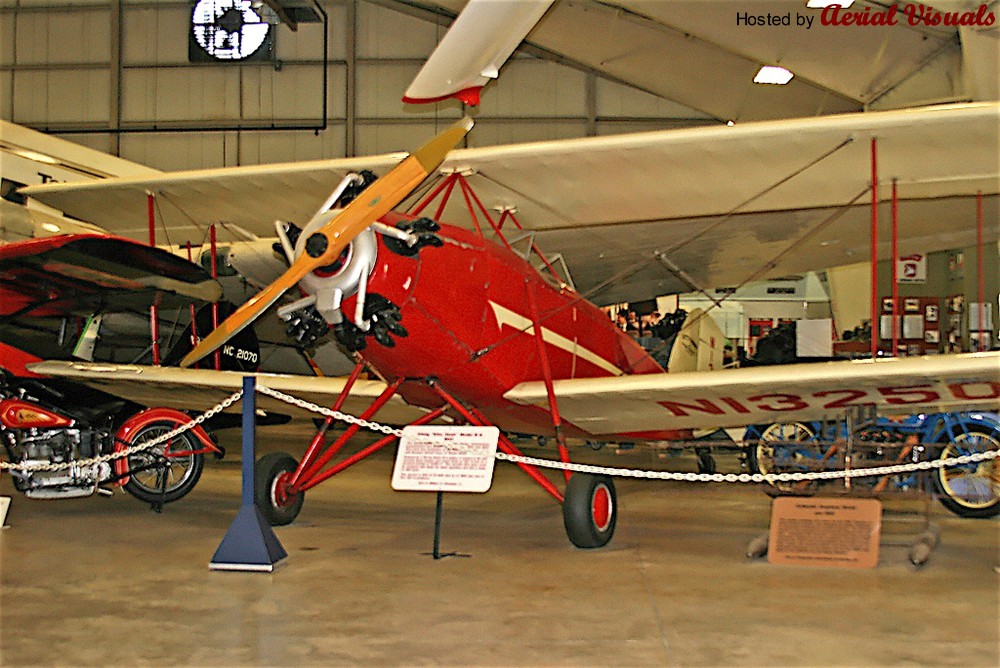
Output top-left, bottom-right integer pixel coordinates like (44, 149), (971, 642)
(904, 298), (920, 312)
(903, 315), (924, 339)
(925, 330), (940, 344)
(898, 254), (927, 284)
(970, 332), (993, 351)
(925, 304), (938, 322)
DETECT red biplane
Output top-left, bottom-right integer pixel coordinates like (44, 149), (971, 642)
(15, 1), (1000, 547)
(22, 114), (1000, 547)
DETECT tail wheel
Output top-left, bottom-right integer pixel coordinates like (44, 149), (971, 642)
(255, 452), (304, 526)
(933, 427), (1000, 519)
(122, 421), (204, 504)
(563, 473), (616, 549)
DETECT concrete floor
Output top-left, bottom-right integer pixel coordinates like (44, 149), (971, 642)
(1, 438), (997, 667)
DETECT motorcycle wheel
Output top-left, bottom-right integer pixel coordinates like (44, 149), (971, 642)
(933, 426), (1000, 519)
(121, 421), (205, 504)
(747, 422), (819, 493)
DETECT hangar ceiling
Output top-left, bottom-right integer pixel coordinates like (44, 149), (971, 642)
(382, 0), (999, 121)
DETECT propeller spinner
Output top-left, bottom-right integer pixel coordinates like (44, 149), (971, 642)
(180, 117), (473, 368)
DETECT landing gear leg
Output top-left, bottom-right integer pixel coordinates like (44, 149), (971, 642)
(695, 447), (717, 474)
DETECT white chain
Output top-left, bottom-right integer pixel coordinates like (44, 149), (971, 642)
(256, 385), (404, 436)
(255, 384), (998, 484)
(496, 449), (998, 483)
(0, 390), (243, 473)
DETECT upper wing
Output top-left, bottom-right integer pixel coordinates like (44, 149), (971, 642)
(22, 103), (998, 303)
(27, 360), (435, 425)
(0, 234), (221, 317)
(504, 352), (1000, 435)
(440, 102), (998, 304)
(20, 154), (405, 245)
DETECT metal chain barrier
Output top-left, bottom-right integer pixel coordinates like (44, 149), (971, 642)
(496, 449), (999, 484)
(256, 385), (404, 437)
(0, 390), (243, 473)
(254, 384), (999, 485)
(7, 381), (992, 484)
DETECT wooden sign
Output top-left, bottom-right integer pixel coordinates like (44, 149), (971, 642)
(768, 497), (882, 568)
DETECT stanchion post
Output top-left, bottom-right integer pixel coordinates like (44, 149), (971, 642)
(209, 376), (288, 572)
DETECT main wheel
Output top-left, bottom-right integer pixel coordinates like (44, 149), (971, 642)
(122, 422), (205, 504)
(255, 452), (304, 526)
(933, 426), (1000, 519)
(563, 473), (616, 549)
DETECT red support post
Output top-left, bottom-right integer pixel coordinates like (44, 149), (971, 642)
(300, 406), (449, 490)
(290, 361), (367, 487)
(295, 378), (403, 485)
(870, 138), (879, 359)
(147, 193), (156, 247)
(977, 191), (986, 351)
(526, 283), (572, 482)
(209, 224), (221, 370)
(186, 241), (199, 356)
(891, 179), (899, 357)
(147, 193), (161, 365)
(411, 172), (457, 217)
(429, 383), (564, 502)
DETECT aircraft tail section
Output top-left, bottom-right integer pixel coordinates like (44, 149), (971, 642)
(666, 308), (726, 373)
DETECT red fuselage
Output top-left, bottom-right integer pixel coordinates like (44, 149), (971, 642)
(343, 216), (674, 439)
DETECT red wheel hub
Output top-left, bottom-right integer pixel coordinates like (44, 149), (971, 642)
(591, 484), (611, 531)
(273, 472), (299, 508)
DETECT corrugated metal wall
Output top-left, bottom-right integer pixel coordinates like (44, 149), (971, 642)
(0, 0), (709, 171)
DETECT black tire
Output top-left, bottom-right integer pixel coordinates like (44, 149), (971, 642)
(933, 426), (1000, 519)
(122, 422), (205, 504)
(563, 473), (616, 549)
(255, 452), (304, 526)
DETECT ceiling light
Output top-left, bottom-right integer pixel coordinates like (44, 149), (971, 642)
(41, 222), (61, 233)
(754, 65), (794, 85)
(806, 0), (854, 8)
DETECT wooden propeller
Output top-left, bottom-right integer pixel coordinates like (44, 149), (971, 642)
(180, 117), (473, 368)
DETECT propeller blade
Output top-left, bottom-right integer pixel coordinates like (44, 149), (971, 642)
(180, 117), (473, 368)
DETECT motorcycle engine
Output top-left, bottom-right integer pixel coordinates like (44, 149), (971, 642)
(5, 427), (113, 499)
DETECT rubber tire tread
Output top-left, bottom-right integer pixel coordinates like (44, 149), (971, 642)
(932, 426), (1000, 519)
(254, 452), (305, 526)
(563, 473), (617, 549)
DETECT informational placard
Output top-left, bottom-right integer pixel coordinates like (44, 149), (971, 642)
(768, 497), (882, 569)
(391, 426), (499, 493)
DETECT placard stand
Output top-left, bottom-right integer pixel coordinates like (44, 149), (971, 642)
(391, 425), (499, 560)
(424, 491), (468, 560)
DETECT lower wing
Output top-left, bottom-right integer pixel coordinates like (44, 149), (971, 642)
(505, 352), (1000, 436)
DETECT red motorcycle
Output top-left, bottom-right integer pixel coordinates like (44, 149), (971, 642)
(0, 372), (223, 507)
